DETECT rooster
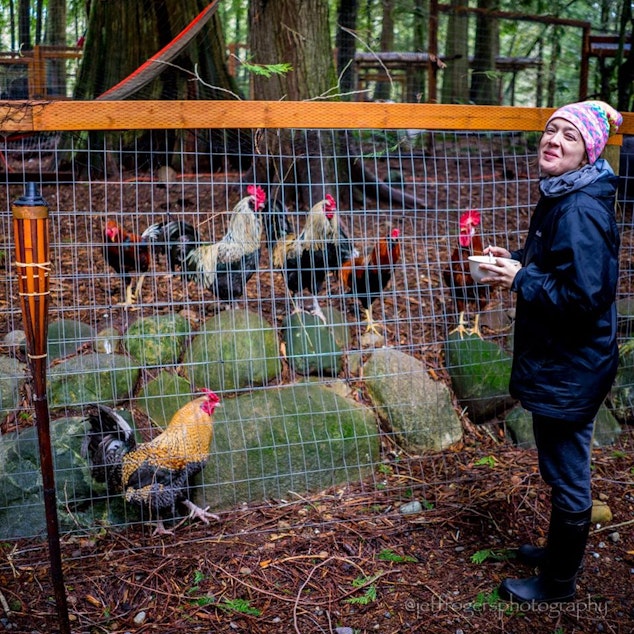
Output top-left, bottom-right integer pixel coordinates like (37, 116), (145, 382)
(82, 390), (221, 536)
(180, 185), (267, 306)
(103, 220), (159, 308)
(340, 226), (401, 334)
(142, 218), (199, 273)
(442, 209), (488, 337)
(272, 194), (357, 320)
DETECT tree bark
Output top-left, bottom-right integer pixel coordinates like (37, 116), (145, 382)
(336, 0), (358, 100)
(470, 0), (499, 105)
(70, 0), (238, 176)
(441, 0), (470, 104)
(248, 0), (342, 208)
(44, 0), (67, 96)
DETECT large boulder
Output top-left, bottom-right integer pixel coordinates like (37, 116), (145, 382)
(609, 340), (634, 424)
(46, 319), (96, 362)
(136, 371), (194, 428)
(123, 313), (190, 366)
(197, 383), (379, 509)
(0, 416), (130, 539)
(444, 331), (515, 422)
(0, 355), (27, 422)
(185, 309), (281, 392)
(282, 307), (350, 376)
(48, 352), (139, 408)
(363, 347), (463, 452)
(505, 403), (621, 448)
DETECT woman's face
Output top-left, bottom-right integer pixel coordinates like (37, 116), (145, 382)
(538, 118), (588, 176)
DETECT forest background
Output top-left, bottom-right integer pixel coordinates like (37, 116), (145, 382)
(0, 0), (632, 112)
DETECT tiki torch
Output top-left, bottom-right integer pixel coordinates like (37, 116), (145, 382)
(12, 183), (71, 634)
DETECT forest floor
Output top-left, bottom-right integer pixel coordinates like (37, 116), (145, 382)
(1, 425), (633, 634)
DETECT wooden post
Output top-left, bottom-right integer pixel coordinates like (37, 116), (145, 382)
(12, 183), (71, 634)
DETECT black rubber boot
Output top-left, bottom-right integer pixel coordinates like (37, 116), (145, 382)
(516, 543), (547, 567)
(499, 505), (592, 603)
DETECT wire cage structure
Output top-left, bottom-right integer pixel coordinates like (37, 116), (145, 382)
(1, 101), (633, 632)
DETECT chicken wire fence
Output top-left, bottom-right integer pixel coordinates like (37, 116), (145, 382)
(0, 117), (632, 541)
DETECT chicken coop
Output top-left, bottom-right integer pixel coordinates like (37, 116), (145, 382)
(1, 100), (634, 632)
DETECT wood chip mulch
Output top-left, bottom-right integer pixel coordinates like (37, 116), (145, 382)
(1, 425), (633, 634)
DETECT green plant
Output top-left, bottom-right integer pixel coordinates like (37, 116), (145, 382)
(472, 588), (509, 613)
(241, 59), (293, 78)
(217, 598), (261, 616)
(345, 576), (379, 605)
(187, 570), (206, 594)
(378, 548), (418, 563)
(471, 548), (514, 564)
(473, 456), (497, 468)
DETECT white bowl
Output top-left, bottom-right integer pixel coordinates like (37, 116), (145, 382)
(468, 255), (521, 284)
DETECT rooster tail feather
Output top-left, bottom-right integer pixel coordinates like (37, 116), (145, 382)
(81, 405), (136, 491)
(185, 242), (220, 289)
(142, 220), (198, 272)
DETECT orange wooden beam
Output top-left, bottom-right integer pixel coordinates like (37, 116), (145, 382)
(1, 100), (633, 137)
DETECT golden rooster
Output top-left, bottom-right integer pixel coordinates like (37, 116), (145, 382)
(183, 185), (266, 306)
(82, 389), (221, 536)
(272, 194), (357, 320)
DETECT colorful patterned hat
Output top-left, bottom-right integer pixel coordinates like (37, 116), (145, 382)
(546, 100), (623, 164)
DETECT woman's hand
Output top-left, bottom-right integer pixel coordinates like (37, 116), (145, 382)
(483, 245), (511, 259)
(479, 245), (520, 289)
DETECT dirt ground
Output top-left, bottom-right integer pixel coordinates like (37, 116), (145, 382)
(1, 427), (633, 634)
(0, 133), (633, 633)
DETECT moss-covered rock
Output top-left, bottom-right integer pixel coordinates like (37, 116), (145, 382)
(363, 347), (463, 451)
(197, 383), (379, 509)
(0, 416), (132, 538)
(0, 355), (27, 421)
(282, 308), (349, 376)
(46, 319), (96, 361)
(186, 309), (281, 392)
(123, 314), (190, 366)
(48, 353), (139, 408)
(445, 331), (515, 422)
(136, 371), (194, 428)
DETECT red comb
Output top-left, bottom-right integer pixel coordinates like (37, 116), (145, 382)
(247, 185), (267, 209)
(391, 227), (400, 238)
(200, 388), (220, 402)
(324, 194), (336, 211)
(459, 209), (481, 228)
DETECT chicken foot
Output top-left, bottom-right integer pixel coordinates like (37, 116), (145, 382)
(117, 274), (146, 311)
(362, 307), (383, 335)
(182, 499), (220, 525)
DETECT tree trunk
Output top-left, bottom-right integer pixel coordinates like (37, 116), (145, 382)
(71, 0), (238, 176)
(441, 0), (470, 104)
(470, 0), (499, 105)
(249, 0), (343, 209)
(18, 0), (31, 50)
(410, 0), (426, 102)
(373, 0), (394, 101)
(44, 0), (67, 96)
(336, 0), (358, 100)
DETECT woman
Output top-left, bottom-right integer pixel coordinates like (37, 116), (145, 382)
(479, 100), (622, 603)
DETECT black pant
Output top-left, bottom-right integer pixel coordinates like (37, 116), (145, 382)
(532, 414), (594, 513)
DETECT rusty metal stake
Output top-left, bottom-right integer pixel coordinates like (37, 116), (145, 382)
(12, 183), (71, 634)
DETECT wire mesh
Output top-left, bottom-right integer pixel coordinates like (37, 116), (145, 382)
(0, 117), (631, 542)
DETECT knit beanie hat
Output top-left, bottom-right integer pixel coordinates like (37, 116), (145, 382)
(546, 100), (622, 164)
